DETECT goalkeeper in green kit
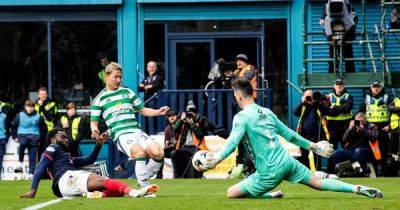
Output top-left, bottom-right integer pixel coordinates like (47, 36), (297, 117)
(203, 78), (383, 199)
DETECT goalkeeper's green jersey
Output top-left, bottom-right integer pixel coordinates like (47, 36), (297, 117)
(218, 103), (311, 175)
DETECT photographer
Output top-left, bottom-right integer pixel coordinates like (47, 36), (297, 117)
(294, 90), (330, 170)
(171, 101), (209, 178)
(332, 113), (377, 175)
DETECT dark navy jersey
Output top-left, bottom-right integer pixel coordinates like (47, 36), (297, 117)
(31, 143), (102, 197)
(43, 144), (75, 182)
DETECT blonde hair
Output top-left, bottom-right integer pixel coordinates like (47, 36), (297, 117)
(65, 102), (76, 110)
(105, 62), (123, 75)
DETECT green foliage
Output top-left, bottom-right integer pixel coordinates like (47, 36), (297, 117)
(1, 178), (399, 210)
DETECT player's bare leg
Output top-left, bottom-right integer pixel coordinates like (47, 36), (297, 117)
(303, 174), (383, 198)
(145, 141), (165, 179)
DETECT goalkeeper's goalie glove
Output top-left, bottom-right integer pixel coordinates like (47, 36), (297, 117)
(203, 153), (221, 171)
(310, 140), (334, 158)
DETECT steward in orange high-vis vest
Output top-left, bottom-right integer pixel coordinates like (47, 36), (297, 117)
(234, 54), (258, 99)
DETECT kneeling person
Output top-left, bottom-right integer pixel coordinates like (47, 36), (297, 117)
(203, 78), (383, 199)
(21, 128), (158, 198)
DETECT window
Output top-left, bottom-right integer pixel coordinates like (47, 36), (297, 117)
(0, 21), (117, 109)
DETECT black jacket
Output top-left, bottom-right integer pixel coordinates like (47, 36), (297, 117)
(342, 122), (378, 150)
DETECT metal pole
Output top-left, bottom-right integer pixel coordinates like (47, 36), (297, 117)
(362, 0), (366, 70)
(339, 43), (343, 76)
(47, 21), (52, 97)
(365, 31), (378, 73)
(304, 40), (379, 45)
(261, 22), (266, 90)
(287, 80), (303, 94)
(303, 1), (308, 86)
(333, 44), (337, 76)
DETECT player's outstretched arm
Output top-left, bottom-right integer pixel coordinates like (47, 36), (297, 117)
(73, 132), (108, 168)
(138, 106), (169, 117)
(90, 121), (100, 139)
(273, 113), (333, 157)
(204, 115), (246, 170)
(20, 155), (53, 198)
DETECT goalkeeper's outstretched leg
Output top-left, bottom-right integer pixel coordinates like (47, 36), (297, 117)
(302, 174), (384, 198)
(226, 182), (283, 199)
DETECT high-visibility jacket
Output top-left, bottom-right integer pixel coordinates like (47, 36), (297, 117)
(98, 69), (106, 84)
(365, 94), (390, 123)
(238, 65), (258, 99)
(35, 101), (57, 132)
(326, 93), (352, 121)
(297, 105), (330, 141)
(390, 97), (400, 129)
(0, 101), (13, 114)
(61, 116), (81, 141)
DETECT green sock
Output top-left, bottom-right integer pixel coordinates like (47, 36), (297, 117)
(320, 179), (354, 193)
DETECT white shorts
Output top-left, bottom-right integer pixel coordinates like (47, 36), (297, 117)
(58, 170), (91, 197)
(115, 130), (156, 156)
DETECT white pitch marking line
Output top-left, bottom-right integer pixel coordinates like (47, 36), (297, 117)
(22, 197), (73, 210)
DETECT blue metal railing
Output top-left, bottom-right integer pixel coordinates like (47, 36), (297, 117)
(140, 88), (273, 134)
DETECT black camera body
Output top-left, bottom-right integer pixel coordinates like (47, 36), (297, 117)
(222, 61), (237, 72)
(312, 91), (327, 102)
(185, 111), (198, 122)
(354, 120), (361, 127)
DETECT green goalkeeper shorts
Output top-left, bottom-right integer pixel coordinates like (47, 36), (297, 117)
(239, 157), (312, 196)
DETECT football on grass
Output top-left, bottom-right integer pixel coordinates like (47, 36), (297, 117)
(192, 150), (210, 172)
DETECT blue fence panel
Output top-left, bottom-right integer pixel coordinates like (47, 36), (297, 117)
(140, 88), (272, 134)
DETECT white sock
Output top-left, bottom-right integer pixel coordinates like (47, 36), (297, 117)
(146, 159), (163, 179)
(18, 162), (23, 168)
(135, 158), (149, 187)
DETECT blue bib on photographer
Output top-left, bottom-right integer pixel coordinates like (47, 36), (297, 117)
(0, 112), (6, 139)
(18, 112), (40, 136)
(365, 94), (390, 123)
(326, 93), (352, 121)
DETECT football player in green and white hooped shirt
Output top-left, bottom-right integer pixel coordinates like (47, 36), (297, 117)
(203, 77), (383, 199)
(90, 62), (169, 196)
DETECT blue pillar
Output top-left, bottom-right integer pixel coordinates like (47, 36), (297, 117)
(118, 0), (138, 90)
(289, 0), (305, 129)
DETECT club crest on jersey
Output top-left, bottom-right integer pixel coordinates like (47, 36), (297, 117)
(46, 147), (55, 152)
(116, 103), (123, 109)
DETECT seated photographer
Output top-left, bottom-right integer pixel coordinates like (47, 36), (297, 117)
(294, 90), (330, 170)
(171, 101), (209, 178)
(332, 113), (377, 175)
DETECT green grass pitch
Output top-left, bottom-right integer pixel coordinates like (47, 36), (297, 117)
(1, 178), (399, 209)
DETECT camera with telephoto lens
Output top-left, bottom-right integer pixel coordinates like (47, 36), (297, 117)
(354, 120), (361, 127)
(185, 111), (198, 122)
(329, 0), (345, 20)
(222, 61), (237, 72)
(312, 91), (326, 101)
